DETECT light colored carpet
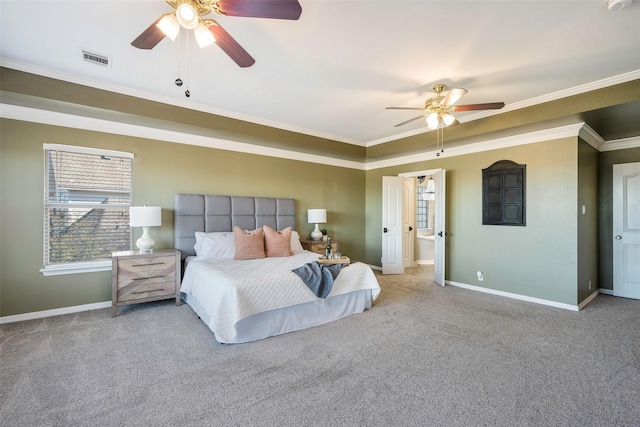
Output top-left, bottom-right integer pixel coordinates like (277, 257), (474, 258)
(2, 270), (639, 426)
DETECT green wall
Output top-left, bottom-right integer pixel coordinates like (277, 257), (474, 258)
(577, 138), (599, 303)
(598, 147), (640, 290)
(2, 117), (638, 317)
(0, 119), (365, 316)
(365, 138), (581, 305)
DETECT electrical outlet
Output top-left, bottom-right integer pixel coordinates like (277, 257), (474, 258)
(477, 271), (484, 281)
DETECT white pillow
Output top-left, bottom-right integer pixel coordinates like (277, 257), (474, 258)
(194, 231), (236, 260)
(290, 230), (305, 254)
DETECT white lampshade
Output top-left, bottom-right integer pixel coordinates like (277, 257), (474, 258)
(130, 206), (162, 227)
(425, 177), (436, 193)
(426, 112), (440, 130)
(156, 13), (180, 41)
(442, 113), (455, 127)
(194, 21), (215, 47)
(308, 209), (327, 224)
(176, 2), (199, 29)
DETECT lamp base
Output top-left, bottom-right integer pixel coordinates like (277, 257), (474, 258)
(311, 224), (323, 241)
(136, 226), (156, 253)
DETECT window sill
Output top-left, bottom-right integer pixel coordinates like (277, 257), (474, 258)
(40, 261), (112, 276)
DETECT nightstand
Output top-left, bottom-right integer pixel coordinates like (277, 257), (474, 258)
(112, 249), (181, 317)
(300, 240), (339, 256)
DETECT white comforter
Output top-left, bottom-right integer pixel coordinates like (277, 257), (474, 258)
(180, 251), (381, 342)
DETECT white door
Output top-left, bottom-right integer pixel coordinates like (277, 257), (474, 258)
(613, 162), (640, 299)
(403, 178), (415, 268)
(434, 169), (447, 286)
(382, 176), (404, 274)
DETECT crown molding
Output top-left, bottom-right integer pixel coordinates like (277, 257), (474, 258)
(367, 69), (640, 148)
(2, 102), (635, 172)
(579, 124), (606, 150)
(364, 123), (588, 170)
(4, 58), (639, 150)
(0, 103), (367, 170)
(0, 57), (366, 147)
(599, 135), (640, 152)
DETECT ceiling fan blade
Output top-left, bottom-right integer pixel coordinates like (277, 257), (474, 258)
(131, 16), (166, 49)
(454, 102), (505, 111)
(386, 107), (424, 111)
(394, 115), (425, 127)
(208, 22), (255, 67)
(217, 0), (302, 20)
(441, 88), (468, 107)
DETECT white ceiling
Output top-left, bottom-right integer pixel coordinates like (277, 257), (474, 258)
(2, 0), (640, 146)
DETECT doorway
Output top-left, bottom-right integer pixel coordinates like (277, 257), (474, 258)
(382, 169), (446, 286)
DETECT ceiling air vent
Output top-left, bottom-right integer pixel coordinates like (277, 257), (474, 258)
(79, 48), (112, 68)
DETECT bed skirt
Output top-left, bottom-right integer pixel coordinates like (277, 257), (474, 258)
(182, 289), (373, 344)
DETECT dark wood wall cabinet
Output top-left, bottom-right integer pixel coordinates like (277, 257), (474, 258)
(482, 160), (526, 226)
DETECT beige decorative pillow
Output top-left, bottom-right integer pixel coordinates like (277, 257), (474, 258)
(263, 225), (293, 257)
(233, 226), (266, 260)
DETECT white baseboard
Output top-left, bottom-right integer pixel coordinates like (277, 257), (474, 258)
(446, 280), (582, 311)
(416, 260), (434, 265)
(578, 289), (600, 310)
(2, 283), (609, 324)
(0, 301), (111, 324)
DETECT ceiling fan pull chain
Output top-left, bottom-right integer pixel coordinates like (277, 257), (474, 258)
(175, 28), (183, 87)
(184, 29), (191, 97)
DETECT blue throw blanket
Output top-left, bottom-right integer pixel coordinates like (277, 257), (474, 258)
(292, 261), (347, 298)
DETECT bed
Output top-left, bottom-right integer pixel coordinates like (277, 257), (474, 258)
(174, 194), (381, 343)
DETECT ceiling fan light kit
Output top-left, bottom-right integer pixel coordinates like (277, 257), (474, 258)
(133, 0), (302, 68)
(386, 83), (506, 155)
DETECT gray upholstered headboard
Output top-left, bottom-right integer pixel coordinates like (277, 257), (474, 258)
(174, 194), (296, 260)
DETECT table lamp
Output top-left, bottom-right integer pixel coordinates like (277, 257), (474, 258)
(130, 206), (162, 253)
(308, 208), (327, 241)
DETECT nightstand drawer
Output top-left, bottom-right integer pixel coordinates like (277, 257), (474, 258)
(118, 279), (176, 302)
(300, 240), (339, 255)
(118, 256), (176, 276)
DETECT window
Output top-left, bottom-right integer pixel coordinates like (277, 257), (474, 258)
(42, 144), (133, 275)
(416, 186), (430, 229)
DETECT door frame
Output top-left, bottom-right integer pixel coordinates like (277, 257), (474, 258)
(398, 168), (446, 284)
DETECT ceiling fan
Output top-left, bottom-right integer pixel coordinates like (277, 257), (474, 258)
(131, 0), (302, 68)
(386, 84), (505, 129)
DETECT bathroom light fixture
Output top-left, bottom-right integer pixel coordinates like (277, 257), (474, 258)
(308, 209), (327, 241)
(130, 206), (162, 253)
(426, 177), (436, 193)
(422, 176), (436, 200)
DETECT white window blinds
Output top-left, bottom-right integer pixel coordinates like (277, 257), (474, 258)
(43, 144), (133, 268)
